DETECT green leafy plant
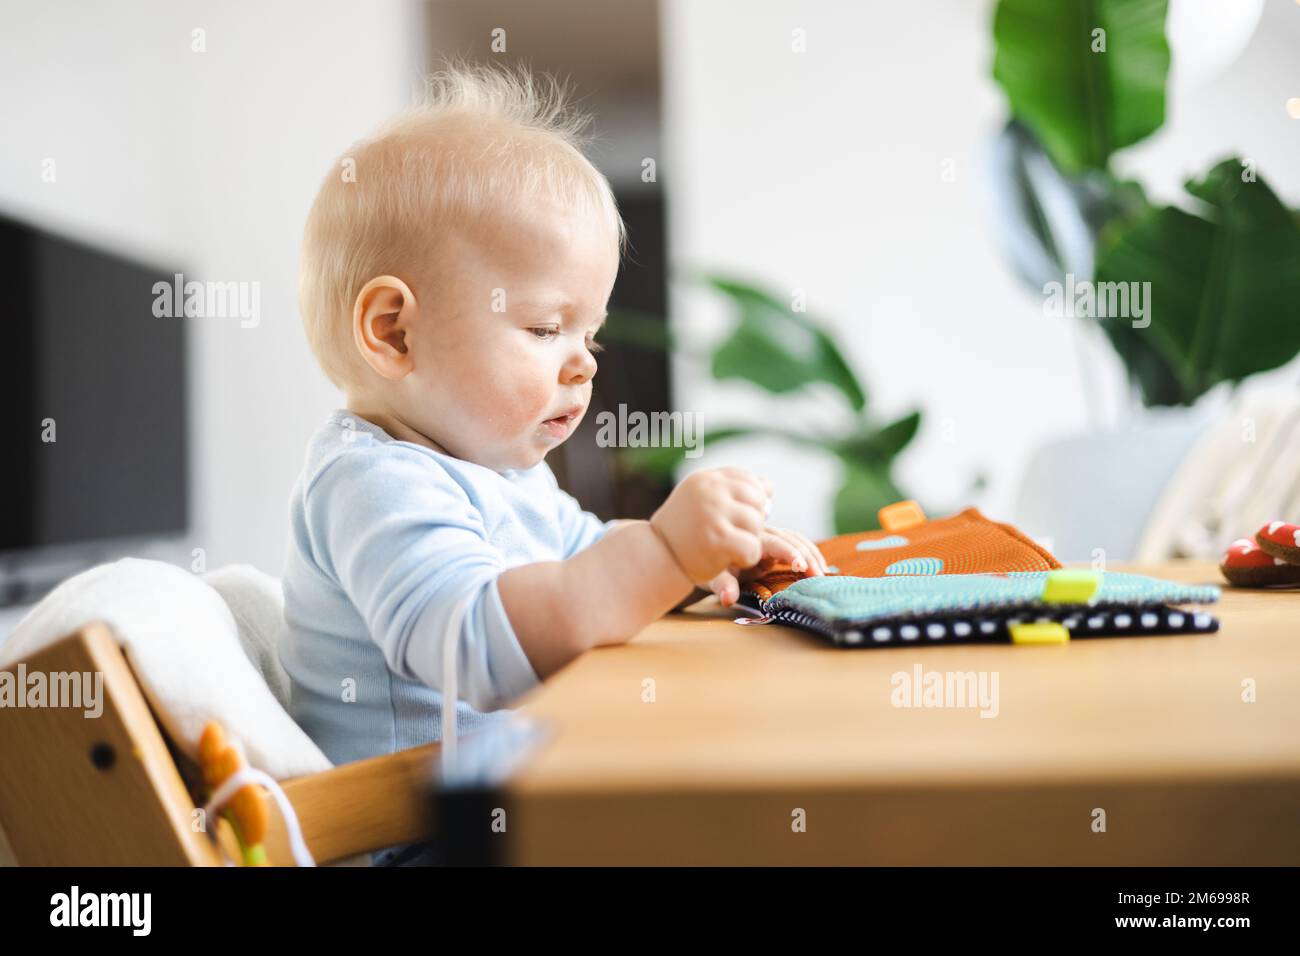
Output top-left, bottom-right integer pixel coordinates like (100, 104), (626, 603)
(990, 0), (1300, 406)
(604, 276), (924, 533)
(993, 0), (1170, 174)
(1096, 159), (1300, 404)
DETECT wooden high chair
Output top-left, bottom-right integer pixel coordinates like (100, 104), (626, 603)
(0, 622), (457, 866)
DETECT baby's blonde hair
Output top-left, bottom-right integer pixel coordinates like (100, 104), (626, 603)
(299, 62), (626, 389)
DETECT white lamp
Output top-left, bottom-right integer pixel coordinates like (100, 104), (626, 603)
(1166, 0), (1265, 93)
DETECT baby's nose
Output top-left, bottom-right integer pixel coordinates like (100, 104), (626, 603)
(564, 349), (597, 383)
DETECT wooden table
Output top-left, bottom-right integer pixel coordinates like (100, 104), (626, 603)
(503, 562), (1300, 865)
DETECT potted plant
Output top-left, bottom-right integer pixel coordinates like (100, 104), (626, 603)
(605, 275), (951, 534)
(986, 0), (1300, 558)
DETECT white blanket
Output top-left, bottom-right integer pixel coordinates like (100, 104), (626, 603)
(0, 558), (331, 781)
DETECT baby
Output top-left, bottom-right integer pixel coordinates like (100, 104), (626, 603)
(280, 64), (828, 787)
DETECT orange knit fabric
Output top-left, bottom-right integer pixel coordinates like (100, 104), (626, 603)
(748, 507), (1062, 601)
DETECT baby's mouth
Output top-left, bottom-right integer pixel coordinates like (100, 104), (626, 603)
(540, 407), (581, 438)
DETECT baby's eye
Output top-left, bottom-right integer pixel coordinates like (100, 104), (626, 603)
(586, 337), (606, 354)
(529, 326), (559, 340)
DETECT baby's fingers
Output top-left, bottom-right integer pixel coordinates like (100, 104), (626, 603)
(709, 569), (741, 606)
(769, 527), (826, 575)
(718, 467), (771, 495)
(789, 529), (831, 575)
(760, 530), (807, 572)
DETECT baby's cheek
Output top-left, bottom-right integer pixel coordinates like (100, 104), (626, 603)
(470, 364), (553, 434)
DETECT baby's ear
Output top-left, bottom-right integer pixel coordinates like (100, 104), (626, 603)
(353, 276), (417, 380)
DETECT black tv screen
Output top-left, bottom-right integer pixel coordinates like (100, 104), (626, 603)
(0, 215), (187, 555)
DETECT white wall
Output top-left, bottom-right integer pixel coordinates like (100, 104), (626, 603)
(3, 0), (1296, 571)
(0, 0), (424, 575)
(661, 0), (1300, 538)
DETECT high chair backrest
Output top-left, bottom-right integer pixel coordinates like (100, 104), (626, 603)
(0, 623), (445, 866)
(0, 623), (223, 865)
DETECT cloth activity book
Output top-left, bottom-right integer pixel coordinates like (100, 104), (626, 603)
(737, 506), (1220, 648)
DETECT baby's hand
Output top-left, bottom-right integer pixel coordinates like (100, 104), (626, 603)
(650, 467), (772, 587)
(709, 526), (830, 606)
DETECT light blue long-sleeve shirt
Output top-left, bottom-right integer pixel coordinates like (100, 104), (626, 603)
(279, 409), (614, 773)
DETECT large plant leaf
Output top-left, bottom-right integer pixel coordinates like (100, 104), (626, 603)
(833, 411), (922, 467)
(704, 276), (867, 411)
(1095, 315), (1189, 406)
(832, 465), (905, 535)
(1095, 158), (1300, 404)
(992, 0), (1170, 174)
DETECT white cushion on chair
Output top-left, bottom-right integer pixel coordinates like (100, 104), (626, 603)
(0, 557), (331, 780)
(201, 563), (295, 712)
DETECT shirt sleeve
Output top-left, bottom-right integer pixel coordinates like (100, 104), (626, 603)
(544, 463), (619, 558)
(303, 447), (540, 713)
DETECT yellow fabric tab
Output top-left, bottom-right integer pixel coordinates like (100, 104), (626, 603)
(1042, 569), (1102, 604)
(877, 500), (927, 533)
(1009, 622), (1070, 645)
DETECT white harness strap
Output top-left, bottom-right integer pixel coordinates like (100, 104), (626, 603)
(202, 765), (316, 867)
